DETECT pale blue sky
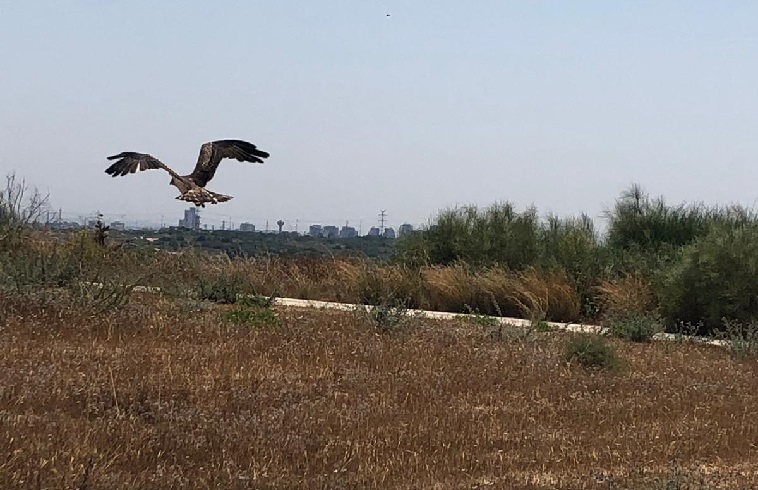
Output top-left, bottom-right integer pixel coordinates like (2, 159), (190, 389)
(1, 1), (757, 230)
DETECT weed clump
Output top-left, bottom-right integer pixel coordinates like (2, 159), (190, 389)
(606, 312), (662, 342)
(563, 334), (621, 370)
(224, 305), (278, 327)
(716, 319), (758, 360)
(195, 276), (242, 304)
(237, 294), (276, 309)
(463, 304), (500, 327)
(222, 293), (279, 327)
(360, 295), (413, 332)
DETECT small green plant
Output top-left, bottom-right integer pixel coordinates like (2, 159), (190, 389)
(224, 305), (278, 327)
(671, 321), (701, 343)
(606, 312), (662, 342)
(220, 289), (278, 327)
(715, 319), (758, 360)
(237, 293), (276, 308)
(530, 314), (553, 333)
(463, 304), (500, 327)
(360, 295), (412, 332)
(196, 276), (242, 304)
(563, 334), (621, 370)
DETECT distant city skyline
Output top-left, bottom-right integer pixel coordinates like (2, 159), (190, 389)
(45, 205), (420, 235)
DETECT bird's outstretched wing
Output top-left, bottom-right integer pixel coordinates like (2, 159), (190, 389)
(189, 140), (270, 187)
(105, 152), (183, 180)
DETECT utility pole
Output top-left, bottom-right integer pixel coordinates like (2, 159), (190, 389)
(378, 210), (387, 233)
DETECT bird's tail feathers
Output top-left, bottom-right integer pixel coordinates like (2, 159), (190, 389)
(176, 188), (233, 206)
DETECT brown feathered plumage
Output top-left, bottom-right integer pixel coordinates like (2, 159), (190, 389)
(105, 139), (270, 207)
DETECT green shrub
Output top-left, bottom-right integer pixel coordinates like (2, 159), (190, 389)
(237, 293), (276, 309)
(360, 295), (413, 332)
(0, 242), (80, 292)
(196, 276), (242, 304)
(606, 312), (662, 342)
(605, 184), (711, 253)
(532, 317), (553, 332)
(538, 213), (605, 304)
(715, 319), (758, 360)
(563, 334), (621, 370)
(224, 305), (278, 327)
(657, 223), (758, 334)
(404, 202), (541, 269)
(463, 304), (500, 327)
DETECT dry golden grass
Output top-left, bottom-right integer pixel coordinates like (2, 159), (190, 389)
(2, 293), (758, 489)
(596, 273), (656, 321)
(421, 265), (581, 321)
(9, 231), (586, 323)
(167, 256), (581, 322)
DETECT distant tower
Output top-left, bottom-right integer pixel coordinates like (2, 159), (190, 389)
(378, 210), (387, 233)
(277, 219), (284, 233)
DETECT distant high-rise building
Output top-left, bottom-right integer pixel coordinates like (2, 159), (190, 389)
(239, 222), (255, 232)
(383, 227), (396, 239)
(309, 225), (323, 238)
(178, 208), (200, 230)
(323, 225), (339, 238)
(339, 225), (358, 238)
(398, 223), (413, 237)
(110, 221), (126, 231)
(368, 226), (381, 236)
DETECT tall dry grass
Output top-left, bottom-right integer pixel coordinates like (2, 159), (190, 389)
(421, 265), (580, 321)
(121, 252), (583, 322)
(595, 272), (656, 322)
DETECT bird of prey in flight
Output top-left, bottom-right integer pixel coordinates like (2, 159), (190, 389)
(105, 139), (270, 207)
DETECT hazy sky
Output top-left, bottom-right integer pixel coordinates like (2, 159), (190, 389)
(1, 1), (757, 231)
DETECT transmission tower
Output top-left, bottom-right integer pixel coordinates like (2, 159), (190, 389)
(378, 210), (387, 233)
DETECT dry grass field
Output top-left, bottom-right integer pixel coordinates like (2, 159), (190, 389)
(2, 292), (758, 489)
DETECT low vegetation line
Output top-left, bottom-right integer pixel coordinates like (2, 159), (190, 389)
(87, 281), (726, 348)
